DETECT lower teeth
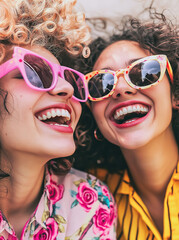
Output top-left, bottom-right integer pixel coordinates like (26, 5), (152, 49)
(125, 118), (137, 123)
(50, 123), (68, 127)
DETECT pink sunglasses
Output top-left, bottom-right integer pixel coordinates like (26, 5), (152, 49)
(0, 46), (88, 102)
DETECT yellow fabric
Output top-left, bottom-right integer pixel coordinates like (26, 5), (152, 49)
(89, 162), (179, 240)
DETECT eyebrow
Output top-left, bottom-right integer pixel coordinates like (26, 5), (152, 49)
(127, 58), (142, 65)
(98, 57), (142, 71)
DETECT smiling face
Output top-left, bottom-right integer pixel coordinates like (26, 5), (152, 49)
(0, 46), (82, 161)
(91, 40), (173, 150)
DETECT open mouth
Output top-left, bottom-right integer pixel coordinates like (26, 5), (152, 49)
(36, 108), (71, 127)
(112, 104), (149, 125)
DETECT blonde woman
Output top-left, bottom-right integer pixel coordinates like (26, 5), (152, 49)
(0, 0), (116, 239)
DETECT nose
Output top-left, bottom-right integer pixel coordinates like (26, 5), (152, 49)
(112, 72), (137, 99)
(48, 76), (74, 99)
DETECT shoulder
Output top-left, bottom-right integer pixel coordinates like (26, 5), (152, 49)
(89, 167), (124, 194)
(51, 168), (117, 238)
(55, 168), (115, 202)
(44, 168), (117, 240)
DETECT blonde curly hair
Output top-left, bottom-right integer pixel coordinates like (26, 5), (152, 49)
(0, 0), (91, 62)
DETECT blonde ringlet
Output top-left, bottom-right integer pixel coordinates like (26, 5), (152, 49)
(0, 0), (91, 62)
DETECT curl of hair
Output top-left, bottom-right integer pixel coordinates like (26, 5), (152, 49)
(47, 156), (74, 175)
(0, 0), (91, 63)
(73, 9), (179, 173)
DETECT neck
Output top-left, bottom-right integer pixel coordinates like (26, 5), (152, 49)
(0, 152), (47, 219)
(122, 127), (178, 197)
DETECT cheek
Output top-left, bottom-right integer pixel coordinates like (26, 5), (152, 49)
(91, 102), (105, 126)
(73, 101), (82, 122)
(91, 102), (112, 138)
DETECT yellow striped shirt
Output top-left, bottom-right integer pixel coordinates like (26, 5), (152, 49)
(90, 161), (179, 240)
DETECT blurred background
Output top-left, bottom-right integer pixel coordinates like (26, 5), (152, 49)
(76, 0), (179, 38)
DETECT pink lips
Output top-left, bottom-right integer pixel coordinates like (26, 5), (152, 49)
(35, 103), (73, 133)
(110, 100), (151, 128)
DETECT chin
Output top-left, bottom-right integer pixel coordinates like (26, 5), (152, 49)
(54, 143), (76, 158)
(42, 140), (76, 160)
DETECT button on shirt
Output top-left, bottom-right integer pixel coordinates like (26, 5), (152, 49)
(0, 168), (117, 240)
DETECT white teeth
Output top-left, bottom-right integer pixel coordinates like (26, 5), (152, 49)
(56, 109), (61, 116)
(133, 106), (137, 111)
(114, 105), (149, 120)
(42, 114), (47, 120)
(51, 109), (56, 117)
(125, 119), (136, 123)
(136, 105), (140, 111)
(47, 112), (52, 119)
(127, 106), (133, 113)
(49, 123), (68, 127)
(123, 108), (127, 114)
(37, 109), (71, 121)
(143, 107), (148, 112)
(38, 116), (43, 121)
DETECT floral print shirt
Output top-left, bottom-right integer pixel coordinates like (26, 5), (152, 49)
(0, 168), (116, 240)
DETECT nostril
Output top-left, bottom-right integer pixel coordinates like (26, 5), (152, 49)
(125, 91), (134, 94)
(57, 92), (67, 96)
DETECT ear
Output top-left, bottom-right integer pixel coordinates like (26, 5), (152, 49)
(172, 95), (179, 110)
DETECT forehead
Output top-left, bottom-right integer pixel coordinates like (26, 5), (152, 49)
(93, 40), (150, 70)
(4, 45), (59, 65)
(25, 46), (60, 65)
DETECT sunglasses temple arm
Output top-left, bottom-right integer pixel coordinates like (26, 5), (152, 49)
(0, 59), (17, 78)
(166, 60), (174, 84)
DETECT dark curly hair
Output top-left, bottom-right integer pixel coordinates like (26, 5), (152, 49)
(72, 9), (179, 174)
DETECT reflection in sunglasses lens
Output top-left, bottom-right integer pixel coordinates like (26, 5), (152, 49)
(64, 70), (85, 100)
(88, 73), (114, 98)
(24, 54), (53, 89)
(129, 60), (161, 87)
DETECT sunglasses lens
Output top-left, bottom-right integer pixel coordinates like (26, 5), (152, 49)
(64, 70), (86, 100)
(129, 60), (161, 87)
(88, 73), (115, 98)
(24, 54), (53, 89)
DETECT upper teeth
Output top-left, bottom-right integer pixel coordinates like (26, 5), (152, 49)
(37, 109), (70, 121)
(114, 105), (148, 120)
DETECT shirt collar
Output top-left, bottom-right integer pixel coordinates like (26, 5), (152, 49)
(0, 168), (58, 237)
(0, 212), (16, 237)
(117, 160), (179, 195)
(25, 167), (53, 231)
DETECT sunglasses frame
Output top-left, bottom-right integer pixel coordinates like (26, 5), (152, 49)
(85, 54), (173, 101)
(0, 46), (88, 102)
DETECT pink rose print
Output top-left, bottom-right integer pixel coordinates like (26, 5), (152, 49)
(108, 201), (116, 226)
(0, 237), (5, 240)
(33, 218), (58, 240)
(101, 185), (111, 199)
(93, 203), (115, 236)
(46, 180), (64, 205)
(76, 182), (98, 212)
(6, 236), (16, 240)
(0, 213), (4, 229)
